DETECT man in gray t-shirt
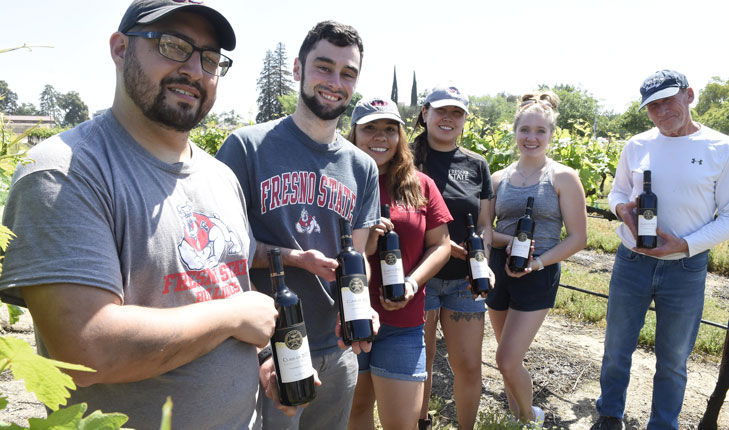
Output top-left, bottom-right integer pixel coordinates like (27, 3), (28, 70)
(217, 21), (380, 430)
(0, 2), (276, 429)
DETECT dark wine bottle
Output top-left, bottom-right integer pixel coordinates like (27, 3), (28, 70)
(268, 249), (316, 406)
(508, 197), (535, 272)
(636, 170), (658, 249)
(465, 213), (490, 297)
(378, 204), (406, 301)
(336, 218), (375, 345)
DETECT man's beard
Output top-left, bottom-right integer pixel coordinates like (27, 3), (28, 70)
(300, 68), (348, 121)
(123, 48), (212, 132)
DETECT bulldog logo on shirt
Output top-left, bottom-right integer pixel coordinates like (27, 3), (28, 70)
(177, 203), (242, 271)
(295, 208), (321, 235)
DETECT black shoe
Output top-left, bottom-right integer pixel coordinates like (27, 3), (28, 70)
(590, 416), (625, 430)
(418, 413), (432, 430)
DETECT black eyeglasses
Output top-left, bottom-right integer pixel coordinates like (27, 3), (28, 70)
(125, 31), (232, 76)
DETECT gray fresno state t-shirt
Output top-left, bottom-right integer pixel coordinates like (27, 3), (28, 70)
(217, 116), (380, 355)
(0, 111), (260, 430)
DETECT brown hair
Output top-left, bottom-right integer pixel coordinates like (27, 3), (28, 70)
(513, 91), (560, 133)
(347, 123), (427, 208)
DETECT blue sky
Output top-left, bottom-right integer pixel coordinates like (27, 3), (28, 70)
(2, 0), (728, 121)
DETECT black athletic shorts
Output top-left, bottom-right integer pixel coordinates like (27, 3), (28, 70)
(485, 247), (561, 312)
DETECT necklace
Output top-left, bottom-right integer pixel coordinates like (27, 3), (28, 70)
(514, 161), (547, 186)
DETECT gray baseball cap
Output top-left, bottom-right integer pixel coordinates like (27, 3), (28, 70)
(118, 0), (236, 51)
(351, 97), (404, 126)
(638, 70), (689, 110)
(424, 85), (469, 114)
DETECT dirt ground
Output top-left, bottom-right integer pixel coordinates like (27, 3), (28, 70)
(428, 249), (729, 429)
(1, 250), (728, 429)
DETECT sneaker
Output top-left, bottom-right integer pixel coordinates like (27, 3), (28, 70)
(590, 415), (625, 430)
(530, 406), (544, 429)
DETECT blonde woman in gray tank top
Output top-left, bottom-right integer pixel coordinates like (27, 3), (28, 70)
(486, 91), (587, 426)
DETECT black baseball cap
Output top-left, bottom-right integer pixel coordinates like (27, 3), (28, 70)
(639, 70), (689, 110)
(118, 0), (236, 51)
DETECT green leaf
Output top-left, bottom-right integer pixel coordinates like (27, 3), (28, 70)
(0, 337), (94, 410)
(77, 409), (128, 430)
(158, 397), (173, 430)
(0, 225), (15, 252)
(27, 403), (86, 429)
(0, 395), (7, 411)
(6, 304), (23, 326)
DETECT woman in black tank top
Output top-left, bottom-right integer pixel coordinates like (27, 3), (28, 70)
(487, 91), (587, 426)
(412, 85), (495, 430)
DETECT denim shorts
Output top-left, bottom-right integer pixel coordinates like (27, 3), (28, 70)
(424, 277), (486, 313)
(486, 247), (561, 311)
(357, 323), (427, 382)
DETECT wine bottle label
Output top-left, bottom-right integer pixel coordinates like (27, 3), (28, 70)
(469, 250), (489, 280)
(638, 210), (658, 236)
(340, 274), (371, 322)
(274, 323), (314, 383)
(380, 250), (405, 285)
(511, 234), (531, 258)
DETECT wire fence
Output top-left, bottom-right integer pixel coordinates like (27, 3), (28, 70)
(559, 282), (729, 330)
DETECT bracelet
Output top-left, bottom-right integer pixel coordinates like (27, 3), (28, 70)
(404, 276), (419, 294)
(535, 257), (545, 271)
(257, 345), (272, 365)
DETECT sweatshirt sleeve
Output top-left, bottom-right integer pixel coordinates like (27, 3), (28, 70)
(683, 160), (729, 256)
(608, 141), (634, 218)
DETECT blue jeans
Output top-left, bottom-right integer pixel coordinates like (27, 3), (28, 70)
(357, 323), (427, 381)
(596, 244), (708, 430)
(424, 277), (486, 313)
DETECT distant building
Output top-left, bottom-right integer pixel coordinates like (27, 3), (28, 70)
(3, 115), (59, 145)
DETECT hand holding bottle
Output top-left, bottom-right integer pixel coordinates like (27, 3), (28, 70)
(504, 238), (536, 279)
(335, 308), (380, 354)
(379, 278), (415, 311)
(259, 358), (322, 416)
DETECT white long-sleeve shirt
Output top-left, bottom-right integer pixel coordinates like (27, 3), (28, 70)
(609, 125), (729, 259)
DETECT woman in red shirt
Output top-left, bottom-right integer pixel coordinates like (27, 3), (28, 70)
(346, 97), (452, 430)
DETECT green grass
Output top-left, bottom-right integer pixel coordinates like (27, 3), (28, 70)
(556, 258), (729, 359)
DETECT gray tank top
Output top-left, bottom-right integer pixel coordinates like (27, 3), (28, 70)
(494, 160), (563, 255)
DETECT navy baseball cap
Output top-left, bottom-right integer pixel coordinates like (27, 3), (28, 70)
(424, 85), (469, 114)
(118, 0), (236, 51)
(351, 97), (404, 126)
(639, 70), (689, 110)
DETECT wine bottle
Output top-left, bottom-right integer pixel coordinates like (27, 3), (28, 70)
(508, 197), (535, 272)
(336, 218), (375, 345)
(378, 204), (406, 301)
(465, 213), (490, 298)
(636, 170), (658, 249)
(268, 249), (316, 406)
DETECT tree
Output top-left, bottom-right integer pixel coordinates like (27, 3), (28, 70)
(0, 80), (19, 114)
(256, 43), (294, 123)
(469, 92), (517, 128)
(58, 91), (89, 126)
(410, 71), (417, 107)
(548, 84), (600, 135)
(278, 92), (298, 116)
(694, 77), (729, 134)
(390, 66), (398, 103)
(39, 84), (61, 122)
(14, 102), (39, 116)
(337, 92), (362, 131)
(609, 100), (654, 138)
